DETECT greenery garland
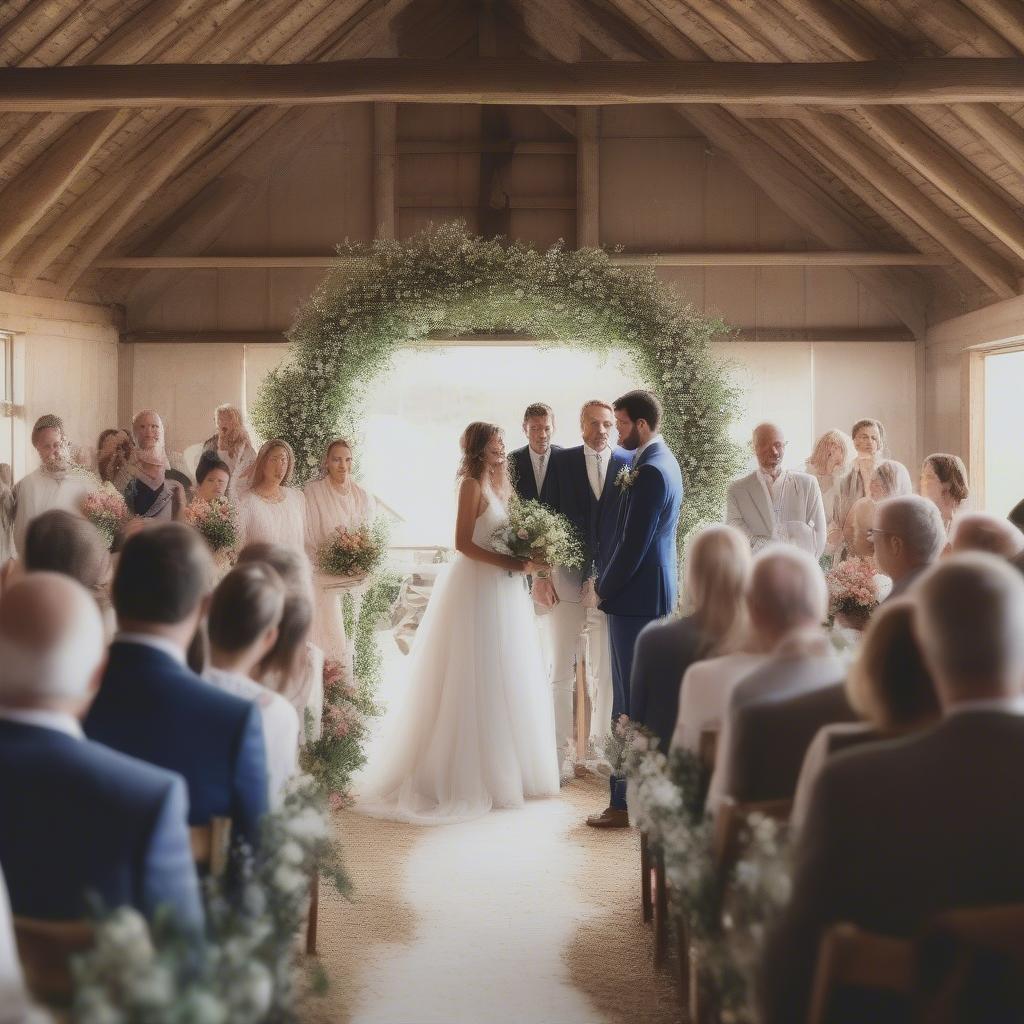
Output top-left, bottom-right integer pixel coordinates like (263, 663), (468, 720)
(252, 222), (744, 540)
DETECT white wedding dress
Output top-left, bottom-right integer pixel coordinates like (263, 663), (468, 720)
(358, 483), (560, 825)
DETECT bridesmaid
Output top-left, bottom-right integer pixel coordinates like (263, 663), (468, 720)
(304, 438), (377, 663)
(919, 453), (969, 538)
(237, 439), (306, 556)
(805, 429), (853, 537)
(828, 418), (887, 559)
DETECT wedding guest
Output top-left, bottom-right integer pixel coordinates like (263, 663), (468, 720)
(950, 511), (1024, 559)
(828, 418), (888, 557)
(238, 440), (306, 557)
(792, 599), (940, 829)
(131, 409), (192, 495)
(0, 573), (203, 929)
(633, 524), (750, 754)
(509, 402), (561, 509)
(873, 495), (946, 600)
(1008, 497), (1024, 534)
(919, 452), (970, 535)
(84, 524), (269, 852)
(542, 401), (631, 777)
(805, 429), (853, 527)
(123, 444), (187, 522)
(206, 563), (299, 806)
(726, 423), (827, 558)
(236, 542), (320, 734)
(706, 547), (844, 812)
(0, 865), (45, 1023)
(304, 438), (377, 663)
(97, 427), (134, 491)
(0, 467), (13, 569)
(760, 554), (1024, 1024)
(203, 404), (258, 499)
(843, 459), (914, 561)
(11, 415), (91, 556)
(194, 453), (231, 503)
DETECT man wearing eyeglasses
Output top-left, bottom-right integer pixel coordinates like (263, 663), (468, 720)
(871, 495), (946, 599)
(726, 423), (827, 558)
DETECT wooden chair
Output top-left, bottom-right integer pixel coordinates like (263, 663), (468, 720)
(640, 830), (654, 923)
(711, 796), (792, 875)
(190, 816), (232, 878)
(13, 916), (94, 1007)
(306, 870), (320, 955)
(806, 923), (915, 1024)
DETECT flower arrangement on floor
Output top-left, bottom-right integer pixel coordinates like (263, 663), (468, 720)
(81, 482), (130, 548)
(826, 556), (892, 629)
(73, 773), (348, 1024)
(252, 222), (744, 542)
(315, 518), (389, 578)
(492, 499), (583, 570)
(623, 727), (793, 1022)
(184, 495), (239, 569)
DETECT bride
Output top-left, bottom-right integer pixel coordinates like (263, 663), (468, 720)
(358, 421), (560, 825)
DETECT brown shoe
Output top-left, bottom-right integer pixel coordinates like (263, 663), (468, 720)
(585, 807), (630, 829)
(574, 763), (594, 779)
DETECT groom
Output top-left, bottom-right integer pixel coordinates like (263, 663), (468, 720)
(588, 390), (683, 829)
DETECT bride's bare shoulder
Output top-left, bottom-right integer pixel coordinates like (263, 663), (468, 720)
(457, 476), (489, 517)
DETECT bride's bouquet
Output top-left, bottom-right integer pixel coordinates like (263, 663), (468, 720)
(316, 519), (389, 578)
(81, 482), (130, 548)
(492, 499), (584, 569)
(184, 496), (239, 562)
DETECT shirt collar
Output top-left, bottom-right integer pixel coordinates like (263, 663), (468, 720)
(757, 465), (786, 484)
(115, 632), (187, 666)
(635, 434), (663, 460)
(530, 446), (549, 464)
(0, 707), (83, 740)
(583, 443), (608, 458)
(946, 696), (1024, 718)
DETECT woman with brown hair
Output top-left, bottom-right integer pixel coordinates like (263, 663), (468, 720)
(237, 439), (306, 556)
(358, 421), (559, 825)
(920, 452), (970, 536)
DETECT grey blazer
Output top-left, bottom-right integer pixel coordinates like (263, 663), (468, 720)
(759, 711), (1024, 1024)
(726, 470), (827, 558)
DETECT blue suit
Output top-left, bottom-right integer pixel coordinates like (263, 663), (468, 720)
(597, 439), (683, 808)
(0, 719), (203, 929)
(509, 444), (562, 509)
(85, 642), (269, 853)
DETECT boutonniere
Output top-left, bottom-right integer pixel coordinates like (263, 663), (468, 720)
(615, 466), (639, 491)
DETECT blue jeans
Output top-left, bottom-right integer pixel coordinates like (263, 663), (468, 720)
(606, 614), (654, 810)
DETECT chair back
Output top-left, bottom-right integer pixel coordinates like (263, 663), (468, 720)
(711, 796), (791, 874)
(698, 727), (718, 776)
(190, 815), (232, 877)
(807, 923), (914, 1024)
(13, 916), (94, 1006)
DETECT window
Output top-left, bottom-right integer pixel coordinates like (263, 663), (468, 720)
(984, 347), (1024, 517)
(0, 331), (14, 471)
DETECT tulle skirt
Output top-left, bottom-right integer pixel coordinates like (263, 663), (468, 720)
(357, 554), (560, 825)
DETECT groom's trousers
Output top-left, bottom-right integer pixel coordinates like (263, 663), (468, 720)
(606, 613), (655, 810)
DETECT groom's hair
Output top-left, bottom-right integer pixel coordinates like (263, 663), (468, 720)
(522, 402), (553, 423)
(613, 390), (662, 431)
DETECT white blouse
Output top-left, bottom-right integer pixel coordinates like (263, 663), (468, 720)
(238, 487), (306, 556)
(303, 477), (376, 555)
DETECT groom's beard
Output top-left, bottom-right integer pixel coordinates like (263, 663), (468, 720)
(618, 428), (640, 451)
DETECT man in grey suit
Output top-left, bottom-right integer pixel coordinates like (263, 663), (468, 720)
(706, 547), (844, 811)
(759, 553), (1024, 1024)
(873, 495), (946, 601)
(726, 423), (827, 559)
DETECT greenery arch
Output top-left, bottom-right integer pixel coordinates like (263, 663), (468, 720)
(253, 222), (744, 540)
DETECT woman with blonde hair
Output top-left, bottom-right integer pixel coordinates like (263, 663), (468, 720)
(843, 458), (914, 561)
(203, 404), (258, 498)
(237, 439), (305, 556)
(806, 429), (853, 528)
(632, 524), (751, 752)
(358, 421), (559, 824)
(304, 438), (377, 662)
(920, 452), (969, 536)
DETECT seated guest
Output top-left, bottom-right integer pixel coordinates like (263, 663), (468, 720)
(634, 524), (750, 753)
(0, 865), (45, 1023)
(949, 511), (1024, 559)
(873, 495), (946, 599)
(84, 524), (269, 851)
(203, 404), (257, 500)
(97, 428), (134, 491)
(11, 415), (91, 556)
(0, 574), (202, 928)
(236, 542), (319, 736)
(706, 547), (843, 812)
(206, 563), (299, 805)
(193, 453), (232, 503)
(792, 599), (940, 829)
(124, 444), (187, 522)
(805, 429), (853, 533)
(842, 459), (913, 562)
(919, 452), (969, 537)
(726, 422), (826, 558)
(760, 554), (1024, 1024)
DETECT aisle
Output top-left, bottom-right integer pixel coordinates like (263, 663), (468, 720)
(301, 633), (680, 1024)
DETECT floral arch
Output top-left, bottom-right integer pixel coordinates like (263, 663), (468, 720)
(253, 222), (743, 541)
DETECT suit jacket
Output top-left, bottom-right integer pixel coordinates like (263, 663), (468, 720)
(0, 719), (203, 928)
(726, 470), (827, 558)
(598, 440), (683, 618)
(549, 445), (631, 595)
(629, 614), (705, 753)
(509, 444), (562, 509)
(85, 641), (269, 852)
(759, 711), (1024, 1024)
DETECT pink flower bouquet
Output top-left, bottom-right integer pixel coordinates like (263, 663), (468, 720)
(81, 483), (130, 548)
(184, 496), (238, 555)
(826, 557), (889, 627)
(315, 520), (387, 577)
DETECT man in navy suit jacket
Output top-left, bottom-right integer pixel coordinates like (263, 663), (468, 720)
(85, 523), (269, 853)
(509, 401), (562, 509)
(0, 574), (203, 929)
(544, 400), (631, 775)
(591, 390), (683, 828)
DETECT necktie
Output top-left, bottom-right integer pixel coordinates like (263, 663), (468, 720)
(594, 451), (604, 498)
(537, 453), (546, 490)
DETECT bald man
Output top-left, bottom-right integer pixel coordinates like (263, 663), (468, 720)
(726, 423), (827, 558)
(0, 574), (202, 929)
(950, 511), (1024, 559)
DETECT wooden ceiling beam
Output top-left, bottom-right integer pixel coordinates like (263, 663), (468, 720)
(959, 0), (1024, 54)
(1, 57), (1024, 111)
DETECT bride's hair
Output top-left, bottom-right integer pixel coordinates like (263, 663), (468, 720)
(457, 421), (508, 493)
